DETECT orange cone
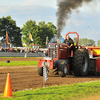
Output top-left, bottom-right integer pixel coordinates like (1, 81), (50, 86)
(3, 73), (12, 97)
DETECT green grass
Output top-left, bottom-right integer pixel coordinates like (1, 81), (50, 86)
(0, 81), (100, 100)
(0, 61), (39, 66)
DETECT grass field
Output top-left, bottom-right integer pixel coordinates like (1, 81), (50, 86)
(0, 57), (41, 66)
(0, 61), (39, 66)
(0, 57), (100, 100)
(0, 81), (100, 100)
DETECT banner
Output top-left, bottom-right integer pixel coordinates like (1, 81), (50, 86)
(6, 31), (9, 44)
(29, 32), (33, 41)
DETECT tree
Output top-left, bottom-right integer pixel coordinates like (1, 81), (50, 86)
(88, 39), (95, 45)
(97, 40), (100, 46)
(22, 20), (57, 47)
(73, 37), (95, 46)
(79, 38), (95, 46)
(0, 16), (22, 46)
(73, 37), (77, 44)
(22, 20), (37, 45)
(37, 21), (57, 47)
(79, 38), (88, 46)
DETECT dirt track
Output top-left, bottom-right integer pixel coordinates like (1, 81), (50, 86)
(0, 57), (42, 62)
(0, 58), (100, 93)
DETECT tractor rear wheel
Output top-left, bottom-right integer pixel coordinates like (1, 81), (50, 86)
(58, 61), (68, 77)
(72, 49), (89, 76)
(37, 64), (43, 76)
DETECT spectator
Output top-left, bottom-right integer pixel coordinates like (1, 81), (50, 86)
(9, 48), (12, 52)
(14, 47), (17, 52)
(17, 48), (20, 52)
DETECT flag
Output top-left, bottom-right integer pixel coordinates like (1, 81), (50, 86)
(6, 31), (9, 44)
(29, 32), (33, 41)
(62, 37), (64, 43)
(46, 36), (49, 45)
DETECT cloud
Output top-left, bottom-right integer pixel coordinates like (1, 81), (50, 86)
(0, 4), (12, 13)
(0, 0), (100, 45)
(79, 0), (100, 13)
(0, 5), (57, 27)
(0, 0), (25, 6)
(75, 24), (79, 26)
(95, 31), (100, 35)
(21, 0), (57, 8)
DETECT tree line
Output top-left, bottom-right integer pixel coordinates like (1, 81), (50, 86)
(22, 20), (57, 47)
(0, 15), (100, 47)
(0, 16), (22, 46)
(0, 16), (57, 47)
(73, 37), (96, 46)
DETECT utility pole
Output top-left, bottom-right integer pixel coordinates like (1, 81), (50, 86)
(87, 26), (89, 45)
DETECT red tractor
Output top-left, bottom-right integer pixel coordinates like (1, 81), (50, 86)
(37, 32), (100, 77)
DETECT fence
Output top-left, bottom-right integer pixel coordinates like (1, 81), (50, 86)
(0, 52), (44, 57)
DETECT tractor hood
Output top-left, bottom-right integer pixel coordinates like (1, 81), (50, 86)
(48, 43), (69, 49)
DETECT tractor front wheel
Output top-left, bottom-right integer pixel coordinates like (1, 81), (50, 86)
(58, 61), (68, 77)
(37, 64), (43, 76)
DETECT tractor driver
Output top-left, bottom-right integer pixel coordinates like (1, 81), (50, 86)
(63, 35), (74, 55)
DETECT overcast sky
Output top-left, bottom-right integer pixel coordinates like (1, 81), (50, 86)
(0, 0), (100, 45)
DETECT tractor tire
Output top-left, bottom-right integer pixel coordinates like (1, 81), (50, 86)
(37, 64), (43, 76)
(94, 67), (99, 76)
(58, 61), (68, 77)
(72, 49), (89, 76)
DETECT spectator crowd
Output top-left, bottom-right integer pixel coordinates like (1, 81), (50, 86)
(0, 46), (43, 53)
